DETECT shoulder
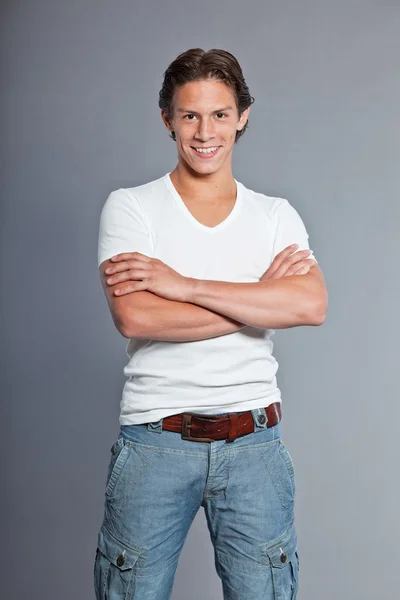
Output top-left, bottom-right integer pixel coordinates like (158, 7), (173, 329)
(105, 174), (166, 206)
(100, 175), (168, 225)
(239, 180), (290, 219)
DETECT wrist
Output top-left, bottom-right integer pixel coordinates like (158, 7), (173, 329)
(185, 277), (201, 303)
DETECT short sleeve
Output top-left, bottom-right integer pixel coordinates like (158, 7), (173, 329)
(97, 189), (154, 268)
(271, 198), (318, 264)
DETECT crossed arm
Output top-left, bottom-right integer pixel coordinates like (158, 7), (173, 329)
(99, 249), (328, 342)
(101, 285), (248, 342)
(188, 267), (327, 329)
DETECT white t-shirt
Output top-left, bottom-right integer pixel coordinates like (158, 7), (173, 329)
(98, 172), (317, 425)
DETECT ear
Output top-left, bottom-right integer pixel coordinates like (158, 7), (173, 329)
(161, 109), (173, 133)
(237, 106), (250, 131)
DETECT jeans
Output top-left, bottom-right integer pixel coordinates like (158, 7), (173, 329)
(93, 406), (299, 599)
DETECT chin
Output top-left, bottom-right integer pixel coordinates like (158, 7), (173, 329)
(188, 153), (228, 172)
(192, 163), (222, 176)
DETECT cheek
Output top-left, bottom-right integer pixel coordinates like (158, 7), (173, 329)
(221, 123), (238, 139)
(178, 130), (194, 147)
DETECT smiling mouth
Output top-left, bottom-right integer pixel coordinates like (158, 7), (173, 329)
(190, 146), (221, 158)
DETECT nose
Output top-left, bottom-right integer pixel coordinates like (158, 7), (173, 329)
(194, 117), (216, 142)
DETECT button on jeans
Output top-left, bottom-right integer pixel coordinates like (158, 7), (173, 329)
(93, 407), (299, 600)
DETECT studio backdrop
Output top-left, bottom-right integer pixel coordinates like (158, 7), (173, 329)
(1, 1), (399, 599)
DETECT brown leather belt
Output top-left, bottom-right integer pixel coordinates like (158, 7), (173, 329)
(161, 402), (282, 443)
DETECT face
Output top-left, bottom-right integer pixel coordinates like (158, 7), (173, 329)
(161, 79), (249, 176)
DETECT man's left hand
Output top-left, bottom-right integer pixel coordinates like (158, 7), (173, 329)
(104, 252), (196, 302)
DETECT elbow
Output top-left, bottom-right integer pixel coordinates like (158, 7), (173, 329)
(118, 312), (147, 339)
(309, 295), (328, 326)
(310, 310), (327, 326)
(113, 315), (133, 339)
(119, 323), (134, 339)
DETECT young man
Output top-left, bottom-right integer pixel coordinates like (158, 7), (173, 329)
(94, 48), (328, 600)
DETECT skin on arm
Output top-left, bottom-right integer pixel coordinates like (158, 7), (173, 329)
(104, 250), (327, 332)
(100, 259), (246, 342)
(189, 263), (328, 329)
(100, 245), (319, 340)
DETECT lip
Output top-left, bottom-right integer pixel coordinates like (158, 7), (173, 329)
(191, 146), (221, 159)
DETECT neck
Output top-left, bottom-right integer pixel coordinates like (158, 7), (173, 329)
(170, 161), (236, 200)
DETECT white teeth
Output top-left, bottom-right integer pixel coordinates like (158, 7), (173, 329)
(194, 147), (219, 154)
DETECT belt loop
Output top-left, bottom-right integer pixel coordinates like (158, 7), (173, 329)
(251, 407), (268, 432)
(147, 418), (163, 433)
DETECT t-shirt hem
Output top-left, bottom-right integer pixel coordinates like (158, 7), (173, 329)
(118, 393), (282, 426)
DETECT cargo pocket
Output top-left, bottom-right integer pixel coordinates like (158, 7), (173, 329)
(105, 437), (131, 499)
(260, 524), (299, 600)
(94, 527), (141, 600)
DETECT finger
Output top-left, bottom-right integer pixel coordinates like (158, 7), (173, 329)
(293, 259), (316, 274)
(274, 244), (299, 260)
(110, 252), (152, 262)
(281, 258), (314, 277)
(105, 260), (132, 274)
(294, 266), (310, 275)
(286, 250), (312, 265)
(271, 248), (311, 275)
(282, 265), (310, 277)
(107, 269), (149, 286)
(272, 250), (312, 278)
(105, 258), (150, 275)
(114, 280), (149, 296)
(268, 244), (299, 274)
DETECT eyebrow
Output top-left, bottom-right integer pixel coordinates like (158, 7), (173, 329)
(176, 106), (234, 113)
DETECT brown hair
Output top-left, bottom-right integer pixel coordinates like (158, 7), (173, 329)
(158, 48), (255, 143)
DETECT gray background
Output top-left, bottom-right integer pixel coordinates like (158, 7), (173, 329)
(2, 1), (399, 599)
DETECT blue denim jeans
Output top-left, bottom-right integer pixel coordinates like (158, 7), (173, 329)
(93, 407), (299, 599)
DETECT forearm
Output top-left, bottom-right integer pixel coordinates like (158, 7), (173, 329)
(188, 274), (327, 329)
(121, 291), (247, 341)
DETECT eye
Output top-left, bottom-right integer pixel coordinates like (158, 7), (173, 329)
(216, 113), (228, 118)
(183, 114), (196, 120)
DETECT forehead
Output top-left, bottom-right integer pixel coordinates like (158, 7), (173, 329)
(173, 79), (236, 109)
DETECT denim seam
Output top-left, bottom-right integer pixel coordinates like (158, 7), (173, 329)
(262, 446), (295, 516)
(279, 443), (296, 496)
(215, 548), (268, 573)
(101, 559), (111, 600)
(134, 555), (180, 577)
(105, 445), (131, 499)
(105, 449), (150, 519)
(227, 438), (281, 454)
(119, 439), (209, 457)
(101, 524), (149, 557)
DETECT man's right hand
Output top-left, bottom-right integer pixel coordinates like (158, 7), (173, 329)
(260, 244), (316, 282)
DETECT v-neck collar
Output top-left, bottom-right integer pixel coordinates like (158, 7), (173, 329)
(163, 172), (243, 234)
